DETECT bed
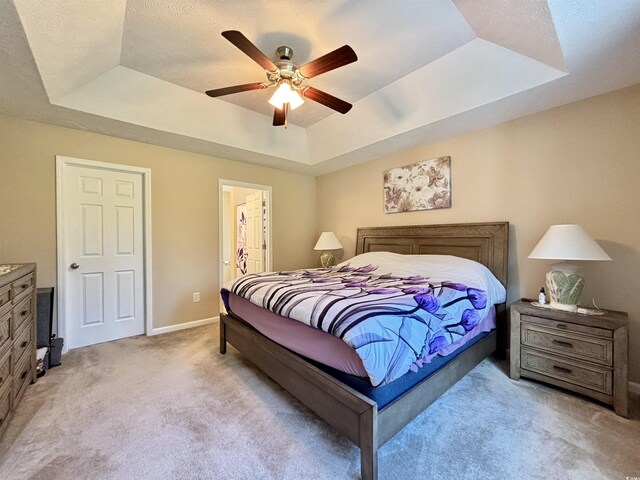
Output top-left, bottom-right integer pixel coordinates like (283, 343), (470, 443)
(219, 222), (509, 479)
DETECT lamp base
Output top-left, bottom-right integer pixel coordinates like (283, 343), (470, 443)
(545, 262), (584, 313)
(320, 252), (335, 268)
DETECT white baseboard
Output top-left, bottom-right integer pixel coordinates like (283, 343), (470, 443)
(150, 316), (218, 336)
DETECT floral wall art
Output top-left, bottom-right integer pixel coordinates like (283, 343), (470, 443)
(383, 156), (451, 213)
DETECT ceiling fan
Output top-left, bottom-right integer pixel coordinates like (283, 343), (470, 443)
(205, 31), (358, 128)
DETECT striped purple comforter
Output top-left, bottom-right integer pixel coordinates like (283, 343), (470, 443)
(226, 264), (492, 386)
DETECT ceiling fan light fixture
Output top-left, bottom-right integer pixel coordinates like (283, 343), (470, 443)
(210, 31), (356, 126)
(268, 82), (291, 109)
(288, 90), (304, 110)
(268, 82), (304, 111)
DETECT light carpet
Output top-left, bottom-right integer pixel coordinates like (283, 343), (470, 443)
(0, 323), (638, 480)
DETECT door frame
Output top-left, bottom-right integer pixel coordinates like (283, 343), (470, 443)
(218, 179), (272, 292)
(56, 155), (153, 352)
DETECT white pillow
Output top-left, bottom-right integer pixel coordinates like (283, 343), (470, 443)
(338, 251), (506, 305)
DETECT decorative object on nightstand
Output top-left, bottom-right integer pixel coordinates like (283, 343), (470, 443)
(528, 224), (611, 312)
(538, 287), (546, 305)
(314, 232), (343, 267)
(510, 299), (628, 418)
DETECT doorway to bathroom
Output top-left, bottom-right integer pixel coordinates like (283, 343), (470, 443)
(218, 180), (272, 307)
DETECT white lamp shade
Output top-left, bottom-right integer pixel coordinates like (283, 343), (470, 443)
(528, 224), (611, 261)
(268, 83), (292, 109)
(314, 232), (343, 251)
(288, 90), (304, 110)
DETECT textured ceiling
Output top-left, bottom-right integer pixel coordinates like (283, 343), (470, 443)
(454, 0), (566, 70)
(2, 0), (640, 175)
(15, 1), (126, 100)
(120, 0), (476, 127)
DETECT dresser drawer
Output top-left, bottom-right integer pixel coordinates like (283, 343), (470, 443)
(12, 274), (34, 305)
(13, 351), (32, 405)
(521, 322), (612, 367)
(521, 347), (612, 395)
(0, 285), (11, 317)
(520, 314), (611, 339)
(0, 311), (10, 354)
(0, 382), (11, 434)
(13, 322), (32, 367)
(12, 295), (33, 335)
(0, 349), (10, 392)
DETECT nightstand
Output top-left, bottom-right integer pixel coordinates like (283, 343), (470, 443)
(510, 299), (629, 418)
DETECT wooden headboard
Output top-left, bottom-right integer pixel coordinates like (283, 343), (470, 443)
(355, 222), (509, 288)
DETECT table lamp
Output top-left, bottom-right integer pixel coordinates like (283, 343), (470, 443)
(314, 232), (343, 267)
(528, 224), (611, 312)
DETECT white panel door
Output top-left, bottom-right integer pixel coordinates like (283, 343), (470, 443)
(246, 191), (264, 274)
(62, 165), (145, 348)
(221, 191), (232, 284)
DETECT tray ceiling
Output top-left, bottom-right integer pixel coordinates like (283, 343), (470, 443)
(2, 0), (640, 175)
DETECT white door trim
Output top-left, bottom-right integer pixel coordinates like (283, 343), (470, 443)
(218, 179), (273, 294)
(56, 155), (153, 353)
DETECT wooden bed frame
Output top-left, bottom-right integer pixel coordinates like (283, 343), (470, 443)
(220, 222), (509, 479)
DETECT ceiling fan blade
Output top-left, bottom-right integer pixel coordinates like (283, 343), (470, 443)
(205, 83), (266, 98)
(273, 106), (286, 126)
(299, 45), (357, 79)
(221, 30), (277, 72)
(302, 87), (352, 114)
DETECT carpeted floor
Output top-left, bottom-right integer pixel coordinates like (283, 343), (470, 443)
(0, 323), (638, 480)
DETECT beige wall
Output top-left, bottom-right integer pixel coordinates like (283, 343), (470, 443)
(1, 85), (639, 380)
(316, 84), (640, 382)
(0, 114), (316, 329)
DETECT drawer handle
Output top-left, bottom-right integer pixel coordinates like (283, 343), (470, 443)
(20, 341), (28, 348)
(553, 365), (573, 375)
(21, 284), (28, 289)
(552, 340), (574, 349)
(21, 310), (28, 317)
(0, 376), (3, 383)
(20, 370), (28, 380)
(556, 323), (568, 329)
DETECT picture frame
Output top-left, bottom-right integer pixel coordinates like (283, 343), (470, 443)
(383, 156), (451, 213)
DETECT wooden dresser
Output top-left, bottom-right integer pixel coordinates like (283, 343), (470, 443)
(0, 263), (37, 437)
(510, 299), (628, 418)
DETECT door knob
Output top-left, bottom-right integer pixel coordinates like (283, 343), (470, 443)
(70, 263), (80, 270)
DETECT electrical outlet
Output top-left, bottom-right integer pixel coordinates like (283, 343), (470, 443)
(192, 292), (200, 302)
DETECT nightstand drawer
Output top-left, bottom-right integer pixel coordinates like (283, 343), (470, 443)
(520, 314), (611, 339)
(521, 348), (612, 395)
(521, 322), (612, 366)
